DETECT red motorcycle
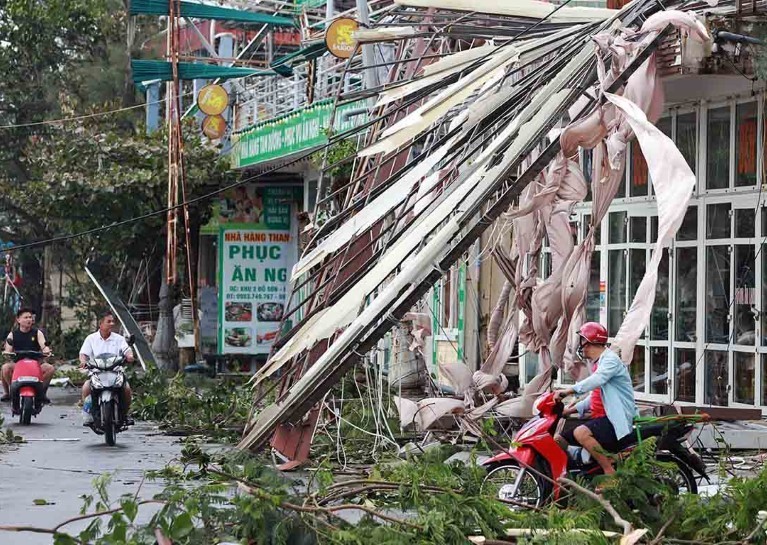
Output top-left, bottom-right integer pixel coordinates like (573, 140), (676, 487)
(481, 391), (709, 508)
(8, 350), (50, 425)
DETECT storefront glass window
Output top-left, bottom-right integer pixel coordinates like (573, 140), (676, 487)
(706, 203), (731, 239)
(706, 246), (731, 344)
(707, 106), (731, 190)
(608, 250), (626, 334)
(677, 112), (697, 175)
(762, 246), (767, 347)
(704, 350), (729, 406)
(733, 352), (755, 404)
(733, 244), (755, 345)
(657, 117), (672, 139)
(582, 149), (593, 202)
(762, 355), (767, 406)
(735, 101), (758, 187)
(630, 345), (645, 392)
(526, 352), (539, 384)
(630, 140), (649, 197)
(734, 208), (755, 238)
(630, 216), (646, 242)
(616, 168), (626, 198)
(675, 348), (696, 402)
(675, 247), (697, 342)
(609, 211), (627, 243)
(586, 250), (601, 323)
(629, 249), (646, 338)
(650, 346), (668, 395)
(677, 206), (697, 241)
(651, 250), (669, 340)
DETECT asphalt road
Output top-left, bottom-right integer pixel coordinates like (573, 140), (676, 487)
(0, 386), (183, 544)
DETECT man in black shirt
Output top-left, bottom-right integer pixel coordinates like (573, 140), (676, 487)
(1, 308), (53, 402)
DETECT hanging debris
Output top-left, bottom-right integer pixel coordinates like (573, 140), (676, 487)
(236, 0), (740, 462)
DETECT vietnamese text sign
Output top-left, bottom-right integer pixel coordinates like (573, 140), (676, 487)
(218, 228), (297, 355)
(231, 99), (366, 168)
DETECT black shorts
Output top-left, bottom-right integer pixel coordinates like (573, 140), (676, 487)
(561, 417), (619, 452)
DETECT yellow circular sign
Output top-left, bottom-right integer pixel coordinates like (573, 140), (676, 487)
(325, 18), (359, 59)
(198, 84), (229, 116)
(202, 115), (227, 139)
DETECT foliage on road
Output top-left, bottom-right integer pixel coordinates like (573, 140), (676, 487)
(130, 366), (252, 442)
(2, 437), (766, 544)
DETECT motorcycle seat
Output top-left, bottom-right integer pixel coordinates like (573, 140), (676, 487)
(615, 420), (689, 451)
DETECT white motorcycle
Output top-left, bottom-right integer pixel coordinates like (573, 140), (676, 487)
(84, 337), (134, 446)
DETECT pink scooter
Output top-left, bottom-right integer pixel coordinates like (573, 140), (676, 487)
(9, 350), (50, 425)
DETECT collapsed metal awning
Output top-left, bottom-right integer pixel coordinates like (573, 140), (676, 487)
(237, 0), (679, 453)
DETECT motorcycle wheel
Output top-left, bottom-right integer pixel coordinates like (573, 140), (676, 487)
(654, 454), (698, 495)
(19, 396), (33, 425)
(482, 460), (551, 510)
(102, 399), (117, 446)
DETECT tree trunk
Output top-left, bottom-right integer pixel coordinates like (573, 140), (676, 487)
(152, 279), (178, 371)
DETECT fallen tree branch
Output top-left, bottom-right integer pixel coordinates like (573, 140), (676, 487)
(558, 477), (633, 536)
(0, 499), (166, 536)
(650, 515), (677, 545)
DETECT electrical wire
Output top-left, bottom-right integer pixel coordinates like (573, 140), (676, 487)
(1, 124), (336, 254)
(0, 91), (195, 130)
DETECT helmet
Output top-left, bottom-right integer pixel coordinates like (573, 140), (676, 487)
(578, 322), (609, 345)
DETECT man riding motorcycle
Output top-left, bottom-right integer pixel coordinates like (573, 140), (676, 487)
(1, 308), (53, 403)
(79, 311), (134, 425)
(553, 322), (637, 475)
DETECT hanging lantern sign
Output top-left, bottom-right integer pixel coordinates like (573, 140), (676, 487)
(325, 17), (359, 59)
(202, 115), (227, 139)
(198, 84), (229, 116)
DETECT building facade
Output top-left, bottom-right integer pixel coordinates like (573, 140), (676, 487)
(522, 75), (767, 412)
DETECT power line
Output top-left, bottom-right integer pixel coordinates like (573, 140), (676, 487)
(2, 133), (327, 253)
(0, 91), (195, 130)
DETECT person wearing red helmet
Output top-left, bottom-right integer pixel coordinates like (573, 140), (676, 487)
(553, 322), (637, 475)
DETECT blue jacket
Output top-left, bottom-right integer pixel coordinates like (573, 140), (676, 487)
(573, 348), (638, 440)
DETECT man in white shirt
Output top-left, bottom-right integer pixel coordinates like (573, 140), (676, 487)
(80, 311), (134, 425)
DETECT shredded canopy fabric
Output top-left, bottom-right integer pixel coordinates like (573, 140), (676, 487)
(130, 0), (296, 26)
(131, 60), (276, 84)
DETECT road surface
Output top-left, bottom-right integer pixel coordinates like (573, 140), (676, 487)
(0, 386), (183, 544)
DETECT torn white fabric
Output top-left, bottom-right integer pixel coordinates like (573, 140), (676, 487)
(353, 26), (415, 42)
(393, 396), (465, 430)
(607, 91), (695, 362)
(494, 367), (552, 418)
(393, 0), (616, 22)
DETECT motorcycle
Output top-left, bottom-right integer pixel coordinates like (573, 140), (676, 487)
(8, 349), (51, 425)
(84, 338), (134, 446)
(481, 391), (709, 508)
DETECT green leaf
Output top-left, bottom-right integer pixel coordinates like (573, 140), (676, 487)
(120, 498), (138, 522)
(53, 534), (79, 545)
(170, 511), (194, 538)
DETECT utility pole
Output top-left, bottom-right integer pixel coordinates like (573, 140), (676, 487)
(355, 0), (380, 90)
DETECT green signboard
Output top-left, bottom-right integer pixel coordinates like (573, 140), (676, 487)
(231, 99), (366, 168)
(216, 186), (299, 355)
(202, 185), (302, 235)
